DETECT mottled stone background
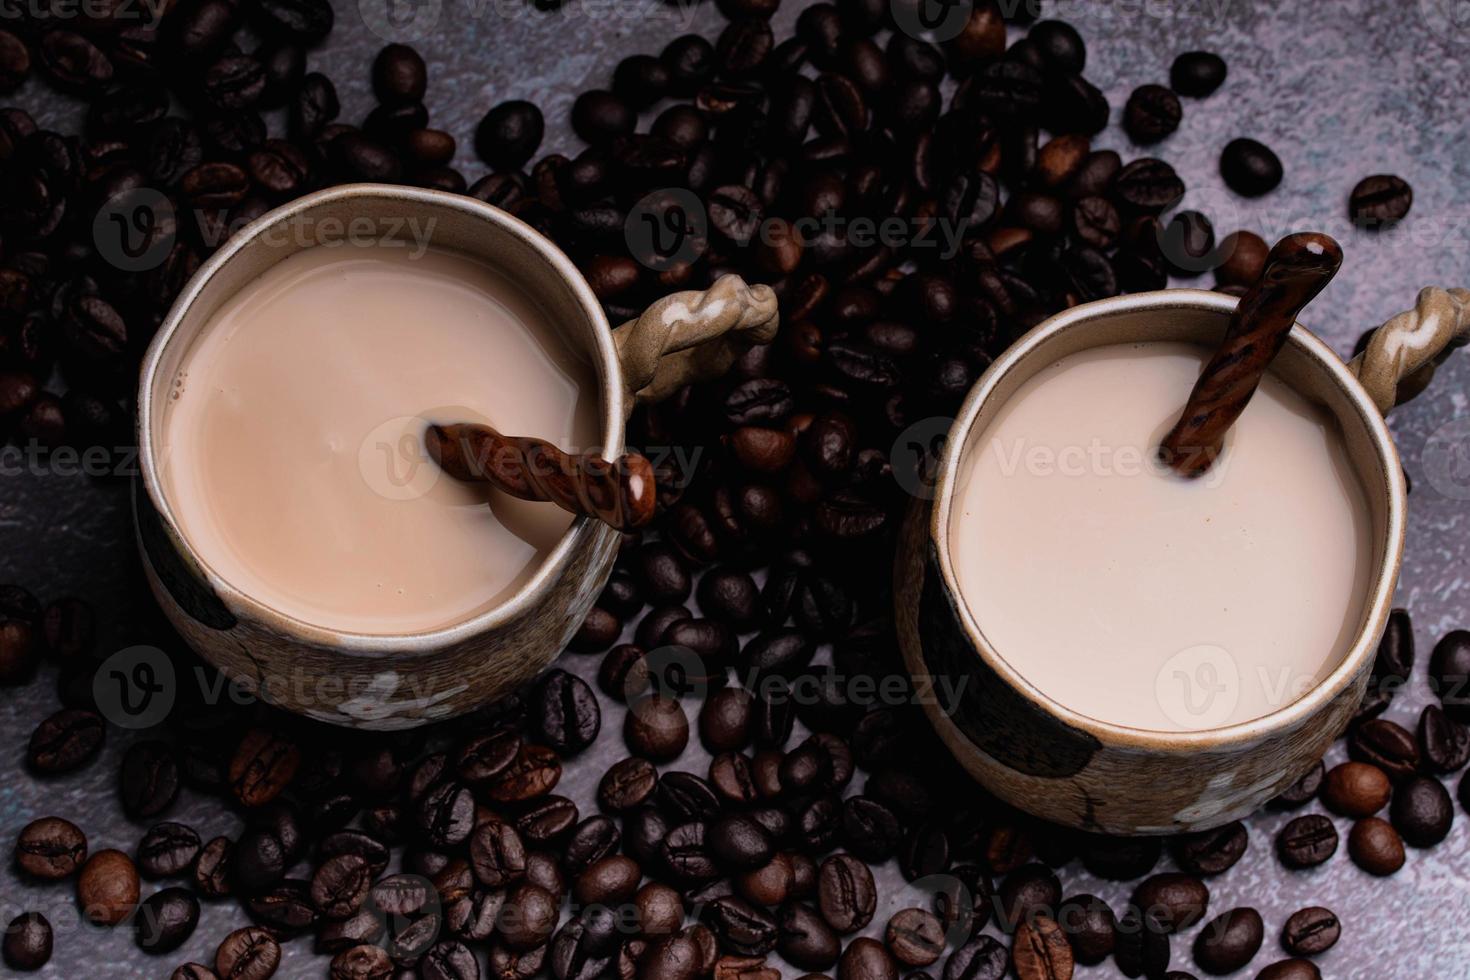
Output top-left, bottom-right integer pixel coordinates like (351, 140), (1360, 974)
(3, 0), (1470, 977)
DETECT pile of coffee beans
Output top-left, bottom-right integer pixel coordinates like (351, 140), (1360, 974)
(0, 1), (1451, 978)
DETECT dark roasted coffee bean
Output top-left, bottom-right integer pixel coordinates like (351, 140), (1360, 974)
(1349, 717), (1421, 781)
(1255, 960), (1322, 980)
(1220, 138), (1282, 196)
(884, 907), (943, 968)
(28, 708), (104, 773)
(229, 729), (299, 808)
(1349, 174), (1413, 229)
(776, 901), (839, 970)
(1419, 704), (1470, 772)
(662, 33), (716, 94)
(1430, 629), (1470, 722)
(195, 836), (235, 898)
(840, 796), (901, 863)
(500, 883), (558, 950)
(233, 827), (286, 894)
(1159, 210), (1216, 276)
(311, 854), (372, 920)
(289, 72), (338, 138)
(1322, 761), (1391, 817)
(121, 740), (181, 819)
(371, 43), (426, 103)
(943, 932), (1007, 980)
(254, 0), (332, 43)
(704, 896), (778, 957)
(1347, 816), (1404, 875)
(1281, 906), (1340, 956)
(1172, 821), (1247, 876)
(1113, 906), (1170, 979)
(1112, 158), (1185, 213)
(215, 925), (280, 979)
(1389, 775), (1453, 846)
(708, 813), (774, 872)
(837, 936), (897, 980)
(1276, 815), (1337, 869)
(1124, 85), (1182, 143)
(1192, 906), (1262, 974)
(817, 853), (875, 934)
(1057, 894), (1114, 965)
(469, 819), (527, 888)
(1011, 916), (1072, 980)
(245, 879), (317, 937)
(997, 864), (1060, 933)
(422, 939), (478, 980)
(626, 696), (690, 762)
(484, 742), (561, 803)
(1080, 834), (1161, 880)
(78, 849), (140, 926)
(533, 670), (600, 754)
(1171, 51), (1227, 96)
(318, 831), (390, 878)
(699, 688), (753, 753)
(330, 942), (392, 978)
(135, 886), (200, 953)
(16, 816), (87, 880)
(2, 912), (51, 971)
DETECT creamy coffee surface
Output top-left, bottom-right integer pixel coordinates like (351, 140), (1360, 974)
(949, 342), (1371, 732)
(161, 243), (597, 634)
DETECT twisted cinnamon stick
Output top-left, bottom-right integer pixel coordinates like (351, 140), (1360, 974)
(425, 422), (656, 531)
(1159, 232), (1343, 477)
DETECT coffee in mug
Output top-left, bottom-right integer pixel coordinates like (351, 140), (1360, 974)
(949, 340), (1373, 731)
(157, 242), (597, 635)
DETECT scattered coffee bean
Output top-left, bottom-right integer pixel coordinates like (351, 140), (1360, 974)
(215, 926), (281, 979)
(1276, 815), (1337, 869)
(1322, 761), (1392, 817)
(2, 913), (52, 971)
(1349, 174), (1413, 229)
(1220, 138), (1282, 196)
(1192, 906), (1263, 974)
(15, 816), (87, 880)
(1124, 84), (1182, 144)
(1281, 906), (1340, 957)
(1171, 51), (1227, 96)
(1389, 776), (1453, 846)
(1429, 629), (1470, 723)
(1347, 816), (1405, 875)
(77, 848), (140, 926)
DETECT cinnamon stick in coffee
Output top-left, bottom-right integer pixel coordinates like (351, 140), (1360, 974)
(1158, 232), (1343, 477)
(425, 422), (656, 531)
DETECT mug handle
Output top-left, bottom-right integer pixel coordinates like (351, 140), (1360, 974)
(1347, 286), (1470, 413)
(612, 273), (780, 413)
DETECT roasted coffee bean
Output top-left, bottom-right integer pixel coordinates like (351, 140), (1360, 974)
(1124, 84), (1182, 143)
(1430, 629), (1470, 723)
(774, 901), (838, 970)
(485, 743), (562, 803)
(233, 827), (287, 894)
(533, 670), (600, 755)
(420, 939), (478, 980)
(1219, 138), (1282, 196)
(1057, 894), (1115, 965)
(310, 854), (372, 919)
(135, 886), (200, 953)
(318, 831), (390, 878)
(1255, 957), (1323, 980)
(634, 881), (684, 937)
(469, 819), (527, 888)
(598, 757), (657, 813)
(1321, 761), (1391, 817)
(626, 696), (690, 762)
(709, 813), (774, 871)
(564, 815), (621, 879)
(573, 854), (641, 907)
(245, 880), (318, 937)
(1010, 915), (1072, 980)
(330, 942), (392, 978)
(996, 864), (1061, 933)
(1171, 822), (1247, 877)
(196, 836), (235, 898)
(28, 708), (104, 773)
(1419, 704), (1470, 772)
(16, 816), (87, 880)
(836, 936), (896, 980)
(1281, 906), (1340, 956)
(817, 853), (875, 933)
(78, 848), (140, 926)
(1347, 816), (1404, 875)
(1214, 230), (1269, 288)
(1389, 775), (1453, 846)
(120, 740), (182, 819)
(657, 770), (722, 822)
(417, 780), (476, 848)
(215, 926), (280, 979)
(1348, 718), (1421, 781)
(499, 882), (558, 950)
(290, 72), (338, 137)
(1192, 906), (1262, 974)
(2, 912), (51, 971)
(229, 729), (299, 808)
(1171, 51), (1227, 96)
(699, 687), (754, 753)
(703, 895), (778, 957)
(1111, 158), (1184, 213)
(1275, 815), (1337, 869)
(884, 908), (944, 967)
(1348, 174), (1413, 229)
(943, 932), (1008, 980)
(1113, 905), (1170, 979)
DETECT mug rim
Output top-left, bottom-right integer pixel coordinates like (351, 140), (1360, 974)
(929, 288), (1406, 751)
(136, 183), (621, 653)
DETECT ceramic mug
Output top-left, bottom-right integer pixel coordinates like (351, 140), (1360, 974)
(895, 286), (1470, 834)
(135, 184), (778, 730)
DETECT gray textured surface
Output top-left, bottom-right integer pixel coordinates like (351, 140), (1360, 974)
(3, 0), (1470, 977)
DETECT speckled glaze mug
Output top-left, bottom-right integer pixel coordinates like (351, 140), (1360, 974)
(896, 286), (1470, 834)
(135, 184), (778, 730)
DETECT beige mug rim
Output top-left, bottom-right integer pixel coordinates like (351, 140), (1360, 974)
(136, 183), (621, 655)
(929, 288), (1406, 752)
